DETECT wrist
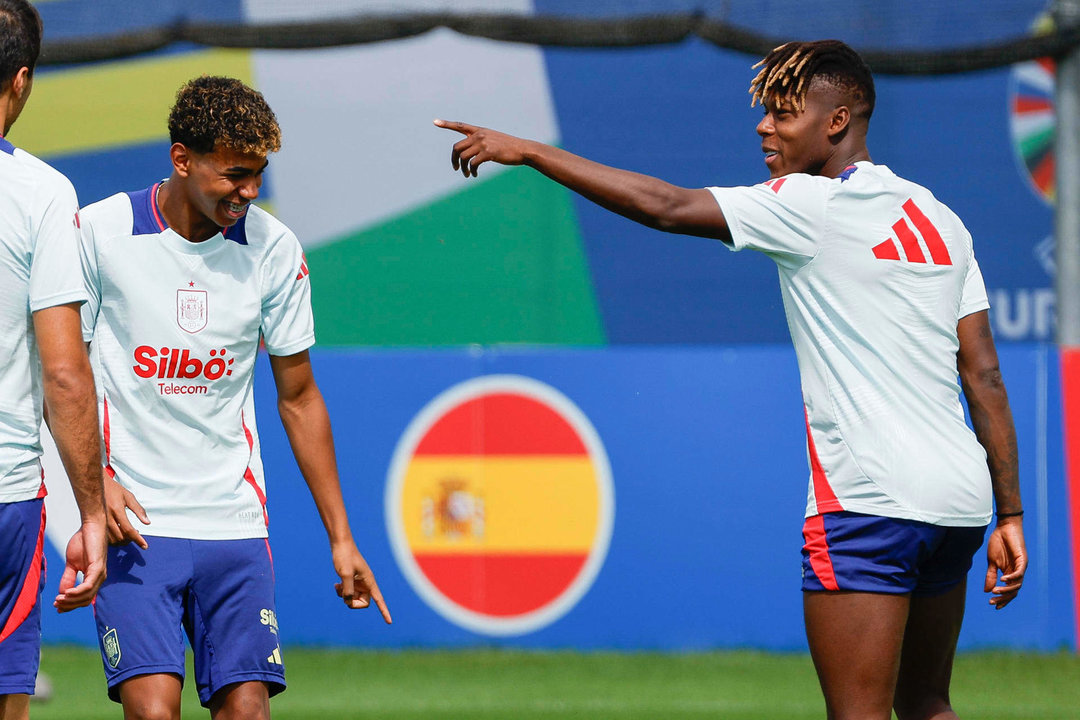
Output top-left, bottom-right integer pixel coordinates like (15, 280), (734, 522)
(327, 531), (355, 548)
(996, 509), (1024, 519)
(521, 140), (543, 168)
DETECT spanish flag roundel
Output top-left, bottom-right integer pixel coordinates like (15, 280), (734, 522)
(386, 375), (614, 636)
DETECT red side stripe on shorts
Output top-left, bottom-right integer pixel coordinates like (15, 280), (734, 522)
(0, 503), (46, 643)
(241, 411), (269, 528)
(802, 514), (839, 591)
(804, 408), (842, 513)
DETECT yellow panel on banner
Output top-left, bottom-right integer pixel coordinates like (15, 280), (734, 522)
(13, 49), (253, 158)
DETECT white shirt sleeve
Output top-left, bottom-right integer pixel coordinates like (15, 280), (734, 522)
(78, 212), (102, 342)
(260, 232), (315, 356)
(959, 255), (990, 319)
(707, 174), (830, 270)
(28, 176), (88, 313)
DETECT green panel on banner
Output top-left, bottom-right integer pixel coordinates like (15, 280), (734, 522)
(307, 168), (605, 346)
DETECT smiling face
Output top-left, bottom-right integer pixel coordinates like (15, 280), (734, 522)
(757, 82), (846, 179)
(180, 144), (267, 229)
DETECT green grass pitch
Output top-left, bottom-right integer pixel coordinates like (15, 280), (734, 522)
(32, 646), (1080, 719)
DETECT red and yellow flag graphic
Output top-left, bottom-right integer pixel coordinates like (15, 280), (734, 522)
(387, 376), (613, 635)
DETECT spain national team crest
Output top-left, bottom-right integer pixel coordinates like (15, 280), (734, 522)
(102, 628), (121, 668)
(176, 289), (208, 333)
(386, 375), (614, 636)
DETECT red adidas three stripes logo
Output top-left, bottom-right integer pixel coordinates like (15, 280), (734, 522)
(872, 199), (952, 266)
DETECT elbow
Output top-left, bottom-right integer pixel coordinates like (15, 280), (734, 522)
(961, 366), (1010, 408)
(41, 361), (94, 401)
(277, 386), (318, 422)
(645, 196), (689, 233)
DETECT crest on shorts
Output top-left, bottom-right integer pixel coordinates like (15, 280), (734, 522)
(176, 289), (208, 333)
(102, 628), (121, 668)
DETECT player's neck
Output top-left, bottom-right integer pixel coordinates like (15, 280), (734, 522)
(0, 71), (32, 139)
(821, 148), (871, 179)
(0, 93), (18, 138)
(156, 179), (220, 244)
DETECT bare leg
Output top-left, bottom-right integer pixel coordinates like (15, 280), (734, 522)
(804, 590), (910, 720)
(209, 681), (270, 720)
(893, 580), (967, 720)
(0, 694), (30, 720)
(117, 673), (183, 720)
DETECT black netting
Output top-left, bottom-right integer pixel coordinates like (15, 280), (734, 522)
(36, 2), (1077, 74)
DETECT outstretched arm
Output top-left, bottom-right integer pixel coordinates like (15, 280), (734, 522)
(269, 350), (391, 623)
(956, 309), (1026, 609)
(33, 303), (107, 611)
(435, 119), (731, 241)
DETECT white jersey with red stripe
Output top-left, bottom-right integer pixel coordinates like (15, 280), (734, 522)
(79, 183), (314, 539)
(0, 137), (88, 503)
(709, 162), (992, 527)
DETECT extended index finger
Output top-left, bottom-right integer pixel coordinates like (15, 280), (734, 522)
(434, 118), (478, 136)
(370, 585), (392, 624)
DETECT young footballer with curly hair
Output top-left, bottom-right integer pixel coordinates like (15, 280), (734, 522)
(80, 76), (390, 720)
(436, 39), (1026, 720)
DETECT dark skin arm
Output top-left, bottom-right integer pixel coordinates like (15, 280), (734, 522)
(956, 309), (1026, 609)
(270, 350), (391, 623)
(434, 119), (731, 241)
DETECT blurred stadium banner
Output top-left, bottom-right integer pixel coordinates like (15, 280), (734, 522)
(25, 0), (1080, 651)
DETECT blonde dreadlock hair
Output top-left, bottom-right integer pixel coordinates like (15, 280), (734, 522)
(749, 40), (875, 119)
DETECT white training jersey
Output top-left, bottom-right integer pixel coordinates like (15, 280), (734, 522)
(710, 162), (992, 526)
(0, 136), (88, 503)
(80, 183), (314, 539)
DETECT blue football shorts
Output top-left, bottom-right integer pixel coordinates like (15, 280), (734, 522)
(93, 536), (285, 706)
(0, 498), (46, 695)
(801, 511), (988, 596)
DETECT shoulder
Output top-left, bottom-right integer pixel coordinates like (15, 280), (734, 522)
(748, 172), (834, 195)
(6, 147), (77, 202)
(709, 172), (833, 212)
(844, 163), (946, 206)
(81, 191), (136, 236)
(233, 204), (302, 256)
(872, 165), (970, 231)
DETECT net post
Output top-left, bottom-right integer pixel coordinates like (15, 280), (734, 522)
(1054, 0), (1080, 656)
(1056, 0), (1080, 346)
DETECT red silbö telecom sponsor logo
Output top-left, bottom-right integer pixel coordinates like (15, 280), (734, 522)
(386, 375), (614, 636)
(133, 346), (235, 395)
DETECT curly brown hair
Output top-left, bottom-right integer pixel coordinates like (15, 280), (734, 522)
(168, 76), (282, 155)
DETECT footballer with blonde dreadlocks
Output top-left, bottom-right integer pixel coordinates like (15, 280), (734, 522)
(435, 38), (1026, 720)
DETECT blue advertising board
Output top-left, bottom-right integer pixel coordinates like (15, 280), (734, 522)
(41, 344), (1072, 651)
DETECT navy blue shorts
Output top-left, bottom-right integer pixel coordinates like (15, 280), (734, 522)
(801, 511), (987, 596)
(93, 537), (285, 706)
(0, 499), (46, 695)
